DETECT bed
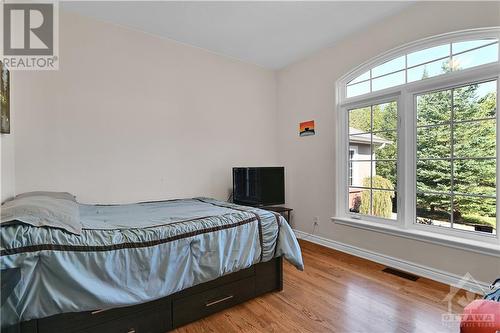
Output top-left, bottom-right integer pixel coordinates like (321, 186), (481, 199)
(0, 193), (303, 332)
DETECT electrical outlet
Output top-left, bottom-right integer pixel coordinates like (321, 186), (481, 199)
(313, 216), (319, 226)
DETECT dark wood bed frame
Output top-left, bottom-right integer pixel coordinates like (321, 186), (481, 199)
(5, 257), (283, 333)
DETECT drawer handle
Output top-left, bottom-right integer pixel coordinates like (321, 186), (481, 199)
(91, 309), (107, 315)
(205, 295), (234, 307)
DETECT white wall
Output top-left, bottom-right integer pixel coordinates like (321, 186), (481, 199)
(12, 11), (279, 204)
(276, 1), (500, 283)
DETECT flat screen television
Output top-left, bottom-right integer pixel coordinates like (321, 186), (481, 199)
(232, 167), (284, 207)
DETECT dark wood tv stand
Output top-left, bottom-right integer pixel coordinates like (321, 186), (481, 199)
(262, 206), (293, 224)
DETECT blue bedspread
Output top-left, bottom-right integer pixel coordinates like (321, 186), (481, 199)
(0, 198), (303, 326)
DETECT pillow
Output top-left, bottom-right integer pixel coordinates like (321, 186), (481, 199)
(1, 192), (82, 235)
(14, 191), (76, 201)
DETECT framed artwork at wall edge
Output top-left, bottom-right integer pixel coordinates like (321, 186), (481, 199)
(299, 120), (315, 137)
(1, 61), (10, 134)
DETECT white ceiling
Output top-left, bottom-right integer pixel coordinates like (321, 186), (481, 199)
(62, 1), (412, 69)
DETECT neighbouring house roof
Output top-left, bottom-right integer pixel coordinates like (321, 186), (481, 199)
(349, 127), (392, 145)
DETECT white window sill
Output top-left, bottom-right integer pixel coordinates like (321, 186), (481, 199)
(331, 216), (500, 257)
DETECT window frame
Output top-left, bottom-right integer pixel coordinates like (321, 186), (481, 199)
(344, 94), (402, 225)
(408, 75), (499, 243)
(334, 28), (500, 251)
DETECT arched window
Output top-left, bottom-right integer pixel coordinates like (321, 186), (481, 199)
(335, 28), (500, 250)
(346, 38), (498, 98)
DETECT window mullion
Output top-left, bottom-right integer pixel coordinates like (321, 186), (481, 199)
(396, 94), (404, 227)
(403, 90), (415, 229)
(496, 77), (500, 244)
(404, 54), (408, 84)
(450, 88), (455, 229)
(370, 105), (374, 215)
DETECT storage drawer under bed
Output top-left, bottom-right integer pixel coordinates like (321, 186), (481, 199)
(70, 307), (168, 333)
(6, 257), (283, 333)
(172, 276), (255, 328)
(37, 298), (171, 333)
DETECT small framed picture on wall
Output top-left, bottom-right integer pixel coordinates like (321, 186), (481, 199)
(299, 120), (315, 137)
(1, 61), (10, 134)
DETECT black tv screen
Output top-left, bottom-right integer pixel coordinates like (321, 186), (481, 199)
(232, 167), (284, 206)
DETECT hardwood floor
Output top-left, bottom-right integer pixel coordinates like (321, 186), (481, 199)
(174, 239), (475, 333)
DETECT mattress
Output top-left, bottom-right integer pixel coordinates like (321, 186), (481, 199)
(0, 198), (303, 326)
